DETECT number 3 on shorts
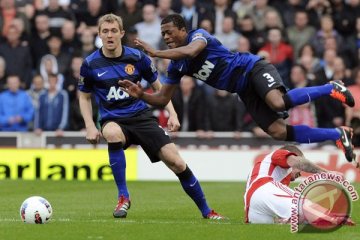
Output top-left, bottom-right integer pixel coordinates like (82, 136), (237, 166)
(263, 73), (275, 88)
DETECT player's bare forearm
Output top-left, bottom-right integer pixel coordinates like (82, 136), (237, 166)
(154, 41), (206, 60)
(141, 92), (171, 108)
(79, 92), (96, 129)
(292, 158), (327, 174)
(150, 80), (177, 117)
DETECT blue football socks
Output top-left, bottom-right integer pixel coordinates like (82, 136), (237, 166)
(176, 166), (211, 217)
(289, 125), (340, 143)
(284, 84), (333, 109)
(108, 142), (129, 199)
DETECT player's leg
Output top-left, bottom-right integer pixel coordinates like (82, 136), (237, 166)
(243, 61), (355, 162)
(102, 121), (130, 218)
(158, 143), (224, 219)
(247, 181), (293, 224)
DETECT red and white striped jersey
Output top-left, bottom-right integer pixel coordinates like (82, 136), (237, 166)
(246, 149), (297, 190)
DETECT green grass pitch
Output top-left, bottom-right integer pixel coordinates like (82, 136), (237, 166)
(0, 180), (359, 240)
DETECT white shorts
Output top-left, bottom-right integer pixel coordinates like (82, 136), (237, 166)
(247, 181), (294, 224)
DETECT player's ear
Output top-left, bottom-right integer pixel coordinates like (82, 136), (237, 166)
(120, 30), (125, 39)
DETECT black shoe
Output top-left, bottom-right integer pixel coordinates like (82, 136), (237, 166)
(330, 80), (355, 107)
(335, 127), (355, 162)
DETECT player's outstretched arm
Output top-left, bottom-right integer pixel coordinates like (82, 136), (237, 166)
(135, 38), (206, 60)
(119, 80), (177, 108)
(79, 91), (101, 144)
(287, 155), (327, 174)
(150, 80), (180, 132)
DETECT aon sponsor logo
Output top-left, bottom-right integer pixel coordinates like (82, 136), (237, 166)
(193, 60), (214, 81)
(106, 86), (130, 100)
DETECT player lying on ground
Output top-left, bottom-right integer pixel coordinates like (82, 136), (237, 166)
(79, 13), (224, 219)
(119, 13), (356, 163)
(244, 144), (356, 225)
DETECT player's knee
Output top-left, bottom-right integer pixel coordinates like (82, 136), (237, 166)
(102, 124), (124, 142)
(268, 98), (286, 112)
(266, 125), (287, 140)
(265, 90), (286, 111)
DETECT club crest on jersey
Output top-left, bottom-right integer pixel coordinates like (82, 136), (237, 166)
(125, 64), (135, 75)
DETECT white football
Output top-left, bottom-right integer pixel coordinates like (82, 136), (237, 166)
(20, 196), (53, 224)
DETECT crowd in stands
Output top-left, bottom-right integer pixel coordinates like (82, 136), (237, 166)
(0, 0), (359, 144)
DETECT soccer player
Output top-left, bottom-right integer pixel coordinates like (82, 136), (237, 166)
(78, 13), (224, 220)
(244, 144), (356, 225)
(119, 14), (356, 163)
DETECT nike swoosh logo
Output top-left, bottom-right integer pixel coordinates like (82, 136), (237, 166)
(334, 81), (347, 92)
(342, 129), (350, 147)
(179, 64), (183, 72)
(268, 82), (276, 88)
(189, 180), (198, 187)
(97, 71), (107, 77)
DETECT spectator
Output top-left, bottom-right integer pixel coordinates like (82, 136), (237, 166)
(26, 74), (45, 130)
(61, 20), (81, 56)
(157, 0), (174, 19)
(246, 0), (276, 31)
(215, 15), (240, 52)
(238, 15), (266, 53)
(171, 76), (208, 134)
(69, 90), (98, 131)
(75, 0), (103, 35)
(332, 57), (352, 86)
(346, 68), (360, 145)
(46, 35), (71, 74)
(0, 0), (30, 37)
(286, 10), (316, 60)
(313, 51), (345, 128)
(63, 55), (82, 101)
(0, 75), (34, 131)
(280, 0), (306, 28)
(79, 27), (95, 58)
(173, 0), (208, 31)
(232, 0), (253, 20)
(260, 27), (293, 87)
(306, 0), (332, 29)
(0, 56), (6, 91)
(207, 0), (237, 35)
(199, 18), (214, 34)
(44, 0), (75, 35)
(207, 90), (243, 132)
(116, 0), (143, 32)
(0, 24), (32, 88)
(331, 0), (356, 38)
(297, 44), (322, 81)
(236, 35), (250, 53)
(135, 4), (162, 49)
(34, 73), (69, 135)
(263, 9), (283, 31)
(30, 13), (51, 69)
(26, 74), (45, 110)
(310, 15), (343, 57)
(287, 65), (316, 128)
(39, 54), (64, 90)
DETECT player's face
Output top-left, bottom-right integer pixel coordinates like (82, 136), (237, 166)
(99, 21), (124, 51)
(161, 22), (187, 49)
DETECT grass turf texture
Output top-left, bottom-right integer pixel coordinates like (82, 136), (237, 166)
(0, 180), (359, 240)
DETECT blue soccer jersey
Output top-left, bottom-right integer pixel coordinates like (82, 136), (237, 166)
(163, 29), (261, 93)
(78, 46), (158, 120)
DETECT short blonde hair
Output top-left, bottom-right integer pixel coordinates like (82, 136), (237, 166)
(98, 13), (124, 32)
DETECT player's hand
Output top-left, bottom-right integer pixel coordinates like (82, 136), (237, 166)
(119, 80), (144, 98)
(86, 125), (101, 144)
(134, 38), (157, 57)
(167, 115), (180, 132)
